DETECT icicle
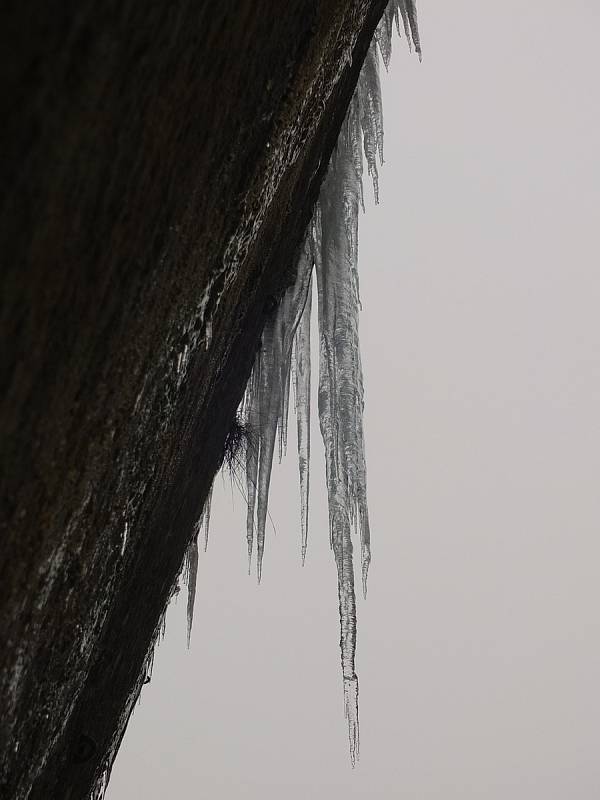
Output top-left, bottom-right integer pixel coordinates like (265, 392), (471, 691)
(376, 1), (422, 68)
(398, 1), (413, 47)
(398, 0), (422, 59)
(184, 487), (212, 646)
(245, 365), (260, 571)
(344, 675), (360, 767)
(185, 537), (198, 648)
(292, 262), (312, 564)
(346, 98), (365, 212)
(254, 318), (280, 583)
(312, 126), (371, 759)
(357, 41), (384, 202)
(244, 248), (313, 580)
(278, 360), (291, 463)
(375, 4), (395, 69)
(200, 484), (213, 553)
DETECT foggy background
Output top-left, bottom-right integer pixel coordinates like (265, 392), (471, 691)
(108, 1), (600, 797)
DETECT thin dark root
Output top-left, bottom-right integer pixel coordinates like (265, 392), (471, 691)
(222, 414), (254, 476)
(221, 412), (278, 538)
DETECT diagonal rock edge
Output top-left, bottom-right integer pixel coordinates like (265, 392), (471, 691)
(0, 1), (395, 797)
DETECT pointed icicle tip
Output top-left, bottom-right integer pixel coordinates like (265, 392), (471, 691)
(361, 544), (371, 599)
(344, 675), (360, 767)
(185, 539), (199, 649)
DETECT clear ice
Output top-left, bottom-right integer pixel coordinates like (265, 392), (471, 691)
(186, 0), (420, 763)
(184, 486), (212, 646)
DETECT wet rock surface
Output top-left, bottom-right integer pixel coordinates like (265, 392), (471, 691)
(0, 1), (387, 797)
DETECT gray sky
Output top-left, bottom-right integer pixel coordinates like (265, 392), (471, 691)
(108, 1), (600, 797)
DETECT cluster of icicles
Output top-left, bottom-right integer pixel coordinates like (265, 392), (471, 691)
(186, 1), (420, 767)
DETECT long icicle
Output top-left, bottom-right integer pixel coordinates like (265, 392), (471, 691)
(245, 250), (313, 581)
(185, 485), (212, 646)
(292, 244), (313, 564)
(182, 0), (420, 763)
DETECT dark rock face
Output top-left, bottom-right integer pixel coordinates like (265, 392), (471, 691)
(0, 2), (387, 797)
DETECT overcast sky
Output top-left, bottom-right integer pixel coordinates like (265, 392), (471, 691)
(108, 2), (600, 797)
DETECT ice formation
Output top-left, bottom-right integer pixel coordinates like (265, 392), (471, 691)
(186, 0), (421, 763)
(184, 487), (212, 647)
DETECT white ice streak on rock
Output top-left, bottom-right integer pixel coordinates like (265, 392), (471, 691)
(121, 520), (129, 557)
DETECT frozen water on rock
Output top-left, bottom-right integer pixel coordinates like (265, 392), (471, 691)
(183, 0), (420, 764)
(381, 1), (422, 63)
(184, 535), (199, 648)
(243, 243), (314, 582)
(184, 487), (212, 646)
(344, 675), (360, 768)
(293, 269), (312, 564)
